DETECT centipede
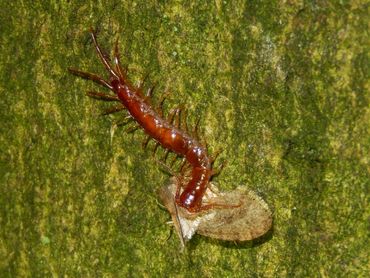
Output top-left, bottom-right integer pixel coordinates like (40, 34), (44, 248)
(69, 29), (232, 213)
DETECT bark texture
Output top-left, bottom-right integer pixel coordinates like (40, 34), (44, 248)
(0, 1), (368, 277)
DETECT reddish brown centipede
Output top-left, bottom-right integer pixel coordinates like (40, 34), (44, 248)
(69, 29), (234, 213)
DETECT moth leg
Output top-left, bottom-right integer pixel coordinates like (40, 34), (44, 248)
(196, 201), (241, 212)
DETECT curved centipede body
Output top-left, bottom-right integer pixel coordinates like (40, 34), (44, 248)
(69, 29), (222, 213)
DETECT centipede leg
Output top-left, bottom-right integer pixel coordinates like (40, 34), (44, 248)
(179, 158), (186, 172)
(86, 91), (120, 101)
(168, 108), (180, 125)
(170, 154), (179, 167)
(193, 118), (201, 140)
(68, 68), (113, 90)
(146, 86), (155, 97)
(176, 108), (183, 130)
(143, 86), (156, 103)
(204, 140), (209, 152)
(175, 106), (185, 128)
(126, 124), (140, 133)
(157, 96), (167, 116)
(114, 115), (133, 127)
(210, 149), (223, 164)
(101, 105), (125, 115)
(211, 160), (227, 177)
(174, 177), (185, 205)
(142, 135), (151, 149)
(113, 38), (127, 80)
(181, 109), (189, 133)
(179, 158), (189, 175)
(154, 158), (184, 181)
(162, 149), (171, 163)
(153, 142), (160, 155)
(156, 91), (172, 116)
(138, 73), (150, 90)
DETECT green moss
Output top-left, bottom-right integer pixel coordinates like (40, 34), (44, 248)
(0, 1), (368, 277)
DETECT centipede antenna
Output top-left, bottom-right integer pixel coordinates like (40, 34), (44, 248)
(68, 68), (113, 90)
(90, 28), (120, 80)
(101, 105), (126, 116)
(101, 48), (112, 63)
(86, 91), (120, 101)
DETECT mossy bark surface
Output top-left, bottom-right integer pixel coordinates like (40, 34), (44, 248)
(1, 1), (368, 277)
